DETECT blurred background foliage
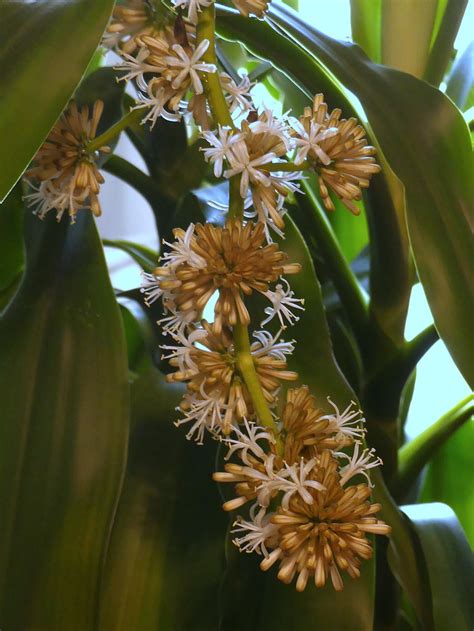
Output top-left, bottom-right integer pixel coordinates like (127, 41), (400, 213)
(0, 0), (472, 629)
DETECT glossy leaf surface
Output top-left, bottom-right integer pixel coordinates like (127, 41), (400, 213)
(99, 308), (227, 630)
(402, 503), (474, 630)
(0, 0), (115, 201)
(0, 210), (129, 629)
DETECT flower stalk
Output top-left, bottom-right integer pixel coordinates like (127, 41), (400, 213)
(85, 107), (143, 154)
(196, 4), (279, 442)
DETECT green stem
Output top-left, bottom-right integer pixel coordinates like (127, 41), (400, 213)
(101, 155), (160, 205)
(299, 181), (369, 345)
(197, 5), (280, 446)
(86, 109), (143, 153)
(196, 4), (243, 219)
(394, 395), (474, 498)
(234, 323), (284, 453)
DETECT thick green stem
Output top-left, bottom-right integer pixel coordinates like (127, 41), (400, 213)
(101, 155), (159, 205)
(299, 181), (369, 345)
(86, 109), (143, 153)
(394, 395), (474, 498)
(197, 6), (280, 446)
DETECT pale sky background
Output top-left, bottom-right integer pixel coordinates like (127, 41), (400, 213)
(98, 0), (473, 438)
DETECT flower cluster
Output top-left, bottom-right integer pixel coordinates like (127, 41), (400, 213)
(24, 101), (109, 222)
(214, 388), (390, 591)
(141, 220), (302, 336)
(293, 94), (381, 214)
(163, 323), (297, 442)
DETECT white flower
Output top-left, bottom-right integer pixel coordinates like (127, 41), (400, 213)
(322, 398), (366, 441)
(261, 279), (305, 328)
(224, 141), (276, 197)
(175, 387), (230, 444)
(160, 328), (207, 373)
(223, 418), (275, 465)
(115, 47), (162, 89)
(140, 270), (163, 306)
(172, 0), (213, 24)
(250, 107), (292, 151)
(133, 80), (181, 127)
(274, 458), (326, 509)
(166, 39), (216, 94)
(232, 509), (278, 556)
(251, 329), (295, 361)
(337, 442), (383, 487)
(292, 119), (338, 166)
(161, 223), (207, 269)
(158, 306), (197, 337)
(221, 72), (254, 113)
(201, 126), (242, 177)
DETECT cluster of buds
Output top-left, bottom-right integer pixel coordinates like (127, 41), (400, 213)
(24, 101), (109, 222)
(24, 0), (390, 592)
(214, 390), (390, 591)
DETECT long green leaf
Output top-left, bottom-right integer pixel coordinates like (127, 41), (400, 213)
(350, 0), (382, 63)
(220, 216), (376, 630)
(420, 420), (474, 546)
(0, 0), (115, 201)
(218, 3), (474, 387)
(381, 0), (438, 78)
(396, 395), (474, 498)
(99, 307), (227, 630)
(0, 210), (129, 629)
(424, 0), (468, 86)
(401, 503), (474, 630)
(0, 185), (24, 298)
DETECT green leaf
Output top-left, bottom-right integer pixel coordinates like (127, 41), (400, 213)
(420, 420), (474, 546)
(0, 0), (115, 201)
(99, 307), (227, 630)
(220, 216), (376, 630)
(350, 0), (382, 62)
(424, 0), (468, 86)
(395, 396), (473, 499)
(219, 2), (474, 387)
(0, 185), (24, 294)
(401, 503), (474, 630)
(446, 42), (474, 110)
(103, 239), (158, 274)
(381, 0), (438, 78)
(0, 211), (129, 629)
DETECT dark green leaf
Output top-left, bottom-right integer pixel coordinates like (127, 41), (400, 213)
(0, 185), (24, 293)
(402, 503), (474, 630)
(0, 211), (129, 629)
(99, 308), (227, 630)
(0, 0), (115, 200)
(424, 0), (468, 86)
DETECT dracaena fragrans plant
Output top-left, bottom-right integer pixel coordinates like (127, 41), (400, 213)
(1, 0), (473, 629)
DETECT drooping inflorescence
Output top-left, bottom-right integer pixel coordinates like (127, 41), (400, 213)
(23, 0), (390, 591)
